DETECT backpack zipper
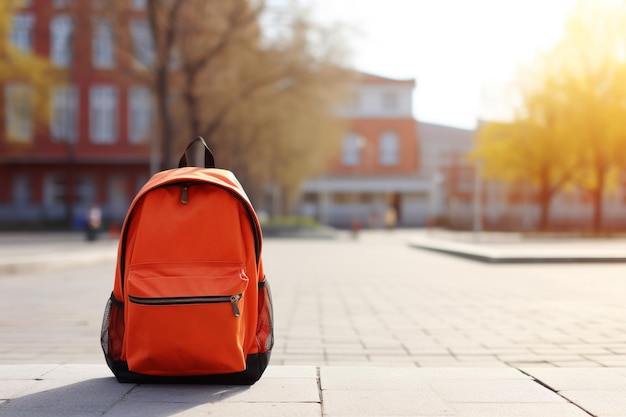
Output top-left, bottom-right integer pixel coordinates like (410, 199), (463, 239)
(129, 293), (242, 317)
(181, 184), (189, 204)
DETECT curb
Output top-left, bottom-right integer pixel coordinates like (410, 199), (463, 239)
(409, 238), (626, 264)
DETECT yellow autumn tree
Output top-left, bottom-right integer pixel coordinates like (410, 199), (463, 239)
(0, 0), (63, 142)
(474, 54), (581, 231)
(553, 0), (626, 232)
(474, 0), (626, 232)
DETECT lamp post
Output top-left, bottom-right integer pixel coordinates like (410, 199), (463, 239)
(473, 159), (483, 239)
(428, 172), (444, 231)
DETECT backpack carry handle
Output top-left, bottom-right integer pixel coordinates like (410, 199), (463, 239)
(178, 136), (215, 168)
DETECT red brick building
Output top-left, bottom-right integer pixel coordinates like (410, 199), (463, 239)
(300, 72), (430, 228)
(0, 0), (153, 228)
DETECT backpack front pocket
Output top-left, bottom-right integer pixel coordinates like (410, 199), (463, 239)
(125, 262), (249, 376)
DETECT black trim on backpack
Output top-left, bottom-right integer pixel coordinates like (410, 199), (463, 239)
(106, 352), (271, 385)
(109, 292), (124, 308)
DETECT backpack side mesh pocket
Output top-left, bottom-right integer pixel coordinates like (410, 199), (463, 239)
(256, 279), (274, 354)
(101, 293), (125, 362)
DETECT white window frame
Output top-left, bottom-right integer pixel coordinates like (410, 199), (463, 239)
(379, 131), (400, 166)
(132, 0), (147, 10)
(381, 91), (398, 110)
(53, 0), (72, 9)
(12, 174), (31, 205)
(5, 84), (34, 143)
(50, 15), (73, 67)
(51, 85), (79, 143)
(130, 18), (155, 68)
(43, 174), (66, 208)
(108, 175), (130, 216)
(128, 86), (153, 144)
(91, 0), (106, 9)
(341, 133), (364, 166)
(76, 176), (96, 206)
(89, 85), (118, 144)
(10, 14), (34, 52)
(92, 18), (114, 69)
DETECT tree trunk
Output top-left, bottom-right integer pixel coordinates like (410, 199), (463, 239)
(538, 192), (551, 232)
(591, 167), (606, 234)
(146, 0), (180, 171)
(537, 172), (552, 232)
(155, 67), (173, 171)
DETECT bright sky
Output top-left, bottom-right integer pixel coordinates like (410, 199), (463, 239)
(302, 0), (579, 130)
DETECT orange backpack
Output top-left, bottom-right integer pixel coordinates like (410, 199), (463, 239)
(100, 137), (273, 384)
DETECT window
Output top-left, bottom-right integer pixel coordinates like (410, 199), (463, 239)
(76, 176), (96, 206)
(5, 84), (33, 143)
(168, 46), (181, 70)
(53, 0), (72, 8)
(91, 0), (106, 9)
(128, 86), (153, 144)
(108, 175), (129, 213)
(132, 0), (147, 10)
(92, 18), (114, 68)
(12, 175), (31, 205)
(348, 92), (360, 111)
(135, 175), (149, 193)
(9, 14), (34, 52)
(379, 131), (399, 166)
(381, 91), (398, 110)
(43, 174), (66, 207)
(341, 133), (363, 166)
(130, 19), (155, 67)
(90, 85), (118, 143)
(51, 85), (79, 143)
(50, 16), (73, 67)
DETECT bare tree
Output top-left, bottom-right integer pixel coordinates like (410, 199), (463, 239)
(108, 0), (354, 213)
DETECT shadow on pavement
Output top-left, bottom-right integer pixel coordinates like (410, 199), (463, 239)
(1, 377), (250, 417)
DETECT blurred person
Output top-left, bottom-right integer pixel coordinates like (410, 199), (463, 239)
(385, 207), (397, 230)
(86, 204), (102, 242)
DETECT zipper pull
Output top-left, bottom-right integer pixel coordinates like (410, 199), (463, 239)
(230, 294), (241, 317)
(181, 185), (188, 205)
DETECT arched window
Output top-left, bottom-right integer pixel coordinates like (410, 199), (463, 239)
(379, 131), (399, 165)
(341, 133), (363, 166)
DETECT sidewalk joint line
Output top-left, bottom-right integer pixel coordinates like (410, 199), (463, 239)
(103, 383), (139, 416)
(316, 367), (324, 416)
(518, 369), (595, 417)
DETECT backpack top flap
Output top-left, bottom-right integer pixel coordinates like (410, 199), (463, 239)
(112, 167), (263, 302)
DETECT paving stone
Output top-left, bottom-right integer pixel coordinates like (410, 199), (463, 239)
(0, 379), (40, 400)
(262, 366), (318, 379)
(322, 389), (451, 416)
(522, 367), (626, 391)
(106, 401), (322, 417)
(0, 364), (58, 380)
(558, 390), (626, 417)
(127, 377), (320, 404)
(321, 367), (432, 391)
(4, 232), (626, 415)
(451, 403), (592, 417)
(0, 376), (133, 417)
(430, 379), (566, 403)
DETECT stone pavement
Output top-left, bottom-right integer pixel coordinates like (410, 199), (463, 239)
(2, 229), (626, 416)
(4, 364), (626, 416)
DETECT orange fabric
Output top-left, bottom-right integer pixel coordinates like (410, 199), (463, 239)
(111, 167), (265, 376)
